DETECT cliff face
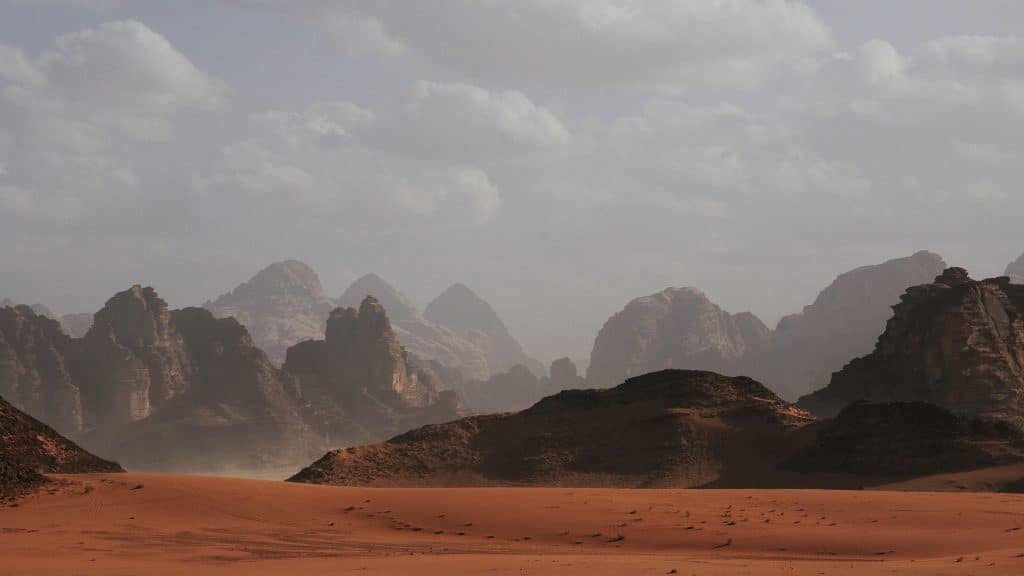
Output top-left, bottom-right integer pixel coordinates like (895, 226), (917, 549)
(584, 252), (947, 400)
(289, 370), (816, 488)
(1, 395), (122, 500)
(284, 296), (459, 447)
(453, 357), (587, 414)
(0, 305), (82, 435)
(75, 286), (193, 434)
(798, 268), (1024, 427)
(204, 260), (336, 365)
(762, 251), (946, 400)
(424, 283), (544, 376)
(340, 274), (490, 380)
(586, 288), (770, 389)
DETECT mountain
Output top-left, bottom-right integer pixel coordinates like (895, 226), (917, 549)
(798, 268), (1024, 428)
(0, 304), (82, 435)
(424, 283), (544, 376)
(204, 260), (336, 365)
(1, 394), (122, 500)
(0, 299), (55, 318)
(283, 296), (458, 448)
(451, 357), (587, 414)
(289, 370), (815, 487)
(762, 250), (946, 400)
(586, 287), (770, 389)
(1007, 252), (1024, 284)
(340, 274), (490, 380)
(584, 251), (947, 400)
(3, 284), (460, 473)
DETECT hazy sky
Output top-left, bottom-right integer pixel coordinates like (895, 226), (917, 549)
(2, 1), (1023, 366)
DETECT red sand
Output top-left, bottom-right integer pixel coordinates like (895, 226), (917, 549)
(2, 473), (1023, 575)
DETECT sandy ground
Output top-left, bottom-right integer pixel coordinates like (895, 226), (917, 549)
(2, 473), (1023, 575)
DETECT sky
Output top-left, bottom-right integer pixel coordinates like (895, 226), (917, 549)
(1, 1), (1023, 367)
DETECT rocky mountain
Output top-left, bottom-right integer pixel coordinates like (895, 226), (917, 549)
(798, 268), (1024, 428)
(0, 305), (82, 434)
(452, 357), (587, 414)
(0, 299), (55, 318)
(340, 274), (490, 380)
(204, 260), (336, 365)
(1, 394), (122, 500)
(289, 370), (816, 487)
(762, 251), (946, 400)
(424, 283), (544, 376)
(584, 251), (947, 400)
(586, 288), (770, 389)
(284, 296), (458, 447)
(1007, 252), (1024, 284)
(2, 284), (460, 473)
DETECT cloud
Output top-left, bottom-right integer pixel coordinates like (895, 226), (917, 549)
(299, 0), (832, 88)
(0, 19), (226, 225)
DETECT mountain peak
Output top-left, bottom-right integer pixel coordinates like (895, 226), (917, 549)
(339, 273), (419, 323)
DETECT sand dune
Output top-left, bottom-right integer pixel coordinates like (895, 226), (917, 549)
(2, 473), (1023, 575)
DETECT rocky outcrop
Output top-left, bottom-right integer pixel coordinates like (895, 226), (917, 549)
(424, 283), (544, 376)
(584, 252), (947, 400)
(204, 260), (336, 365)
(761, 251), (946, 400)
(453, 358), (587, 414)
(340, 274), (490, 380)
(289, 370), (815, 487)
(1, 394), (122, 500)
(1007, 253), (1024, 284)
(785, 401), (1022, 477)
(586, 288), (770, 389)
(104, 307), (312, 472)
(0, 305), (82, 435)
(284, 296), (459, 447)
(74, 286), (193, 435)
(798, 268), (1024, 427)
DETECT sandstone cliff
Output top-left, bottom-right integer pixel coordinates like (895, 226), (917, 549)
(289, 370), (815, 487)
(340, 274), (490, 380)
(761, 251), (946, 400)
(284, 296), (459, 447)
(0, 305), (82, 435)
(586, 288), (770, 389)
(204, 260), (336, 365)
(798, 268), (1024, 427)
(424, 283), (544, 376)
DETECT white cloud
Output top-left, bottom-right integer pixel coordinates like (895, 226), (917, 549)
(302, 0), (832, 88)
(0, 19), (226, 225)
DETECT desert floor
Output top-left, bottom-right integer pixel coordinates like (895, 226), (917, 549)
(2, 473), (1023, 575)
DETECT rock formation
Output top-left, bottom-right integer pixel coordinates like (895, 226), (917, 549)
(453, 358), (587, 414)
(289, 370), (816, 487)
(424, 283), (544, 376)
(798, 268), (1024, 428)
(74, 286), (193, 435)
(1, 394), (122, 500)
(340, 274), (490, 380)
(284, 296), (459, 447)
(1007, 252), (1024, 284)
(204, 260), (336, 365)
(586, 288), (770, 389)
(585, 251), (947, 400)
(761, 251), (946, 400)
(0, 305), (82, 435)
(785, 401), (1022, 478)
